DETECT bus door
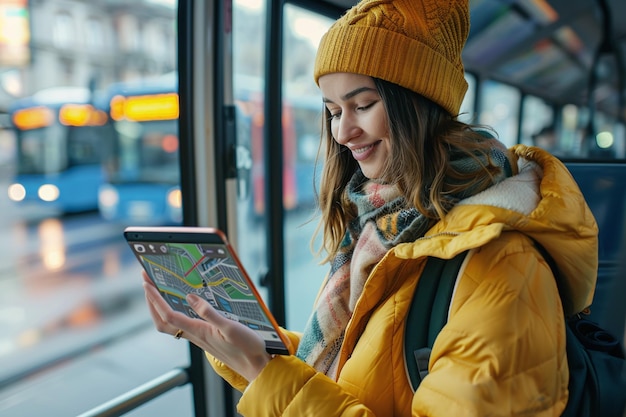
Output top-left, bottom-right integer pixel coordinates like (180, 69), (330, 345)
(173, 2), (342, 415)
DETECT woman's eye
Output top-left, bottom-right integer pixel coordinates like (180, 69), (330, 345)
(326, 100), (376, 120)
(357, 102), (376, 111)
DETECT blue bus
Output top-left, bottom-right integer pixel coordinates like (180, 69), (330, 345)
(97, 72), (182, 225)
(7, 87), (112, 214)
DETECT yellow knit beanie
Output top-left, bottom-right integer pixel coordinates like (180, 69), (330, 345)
(314, 0), (469, 116)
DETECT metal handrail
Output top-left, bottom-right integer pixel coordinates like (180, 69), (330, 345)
(76, 368), (189, 417)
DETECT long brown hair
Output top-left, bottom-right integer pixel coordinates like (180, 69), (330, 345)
(313, 77), (507, 262)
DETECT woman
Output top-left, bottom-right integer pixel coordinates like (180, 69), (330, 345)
(142, 0), (599, 415)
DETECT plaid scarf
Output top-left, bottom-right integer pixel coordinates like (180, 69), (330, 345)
(295, 144), (513, 378)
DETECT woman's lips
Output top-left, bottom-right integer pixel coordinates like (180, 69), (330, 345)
(350, 141), (380, 161)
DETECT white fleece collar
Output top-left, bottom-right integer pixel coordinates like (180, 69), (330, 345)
(456, 157), (543, 216)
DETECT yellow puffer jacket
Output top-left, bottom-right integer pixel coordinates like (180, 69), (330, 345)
(208, 145), (599, 417)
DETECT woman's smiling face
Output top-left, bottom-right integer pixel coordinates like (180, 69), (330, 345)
(319, 73), (390, 180)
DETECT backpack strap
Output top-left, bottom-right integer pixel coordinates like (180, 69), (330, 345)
(405, 251), (468, 391)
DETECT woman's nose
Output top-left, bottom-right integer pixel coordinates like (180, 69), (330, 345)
(334, 114), (361, 145)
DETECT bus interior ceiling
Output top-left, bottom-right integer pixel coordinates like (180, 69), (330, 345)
(318, 0), (626, 122)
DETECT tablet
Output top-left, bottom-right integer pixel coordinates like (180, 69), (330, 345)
(124, 226), (291, 355)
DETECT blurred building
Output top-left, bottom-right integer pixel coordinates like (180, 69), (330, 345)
(0, 0), (177, 116)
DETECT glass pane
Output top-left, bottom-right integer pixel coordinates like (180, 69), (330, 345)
(232, 0), (269, 307)
(479, 80), (521, 147)
(232, 1), (331, 331)
(521, 95), (553, 147)
(612, 123), (625, 159)
(556, 104), (625, 159)
(459, 72), (476, 123)
(561, 103), (589, 157)
(0, 1), (186, 415)
(590, 111), (623, 159)
(282, 4), (332, 331)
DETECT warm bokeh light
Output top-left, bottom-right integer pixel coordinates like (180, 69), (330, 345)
(42, 249), (66, 270)
(59, 104), (91, 126)
(12, 106), (54, 130)
(112, 93), (179, 122)
(596, 131), (614, 149)
(98, 186), (119, 207)
(7, 183), (26, 201)
(38, 184), (60, 202)
(162, 134), (178, 153)
(167, 188), (182, 208)
(102, 248), (121, 276)
(38, 218), (66, 271)
(59, 104), (108, 126)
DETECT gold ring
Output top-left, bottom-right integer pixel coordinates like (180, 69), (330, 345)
(174, 329), (184, 339)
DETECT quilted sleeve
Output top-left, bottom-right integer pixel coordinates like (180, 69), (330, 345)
(238, 355), (375, 417)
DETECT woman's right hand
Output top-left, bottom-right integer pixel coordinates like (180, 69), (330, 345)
(141, 272), (272, 382)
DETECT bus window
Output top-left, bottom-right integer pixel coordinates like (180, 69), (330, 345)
(561, 103), (589, 158)
(230, 1), (332, 332)
(613, 122), (625, 159)
(16, 125), (65, 175)
(231, 1), (268, 312)
(67, 125), (110, 166)
(521, 95), (554, 147)
(112, 120), (179, 184)
(557, 105), (625, 159)
(286, 95), (323, 211)
(589, 111), (624, 159)
(458, 72), (476, 124)
(479, 80), (520, 147)
(1, 2), (186, 415)
(280, 4), (333, 332)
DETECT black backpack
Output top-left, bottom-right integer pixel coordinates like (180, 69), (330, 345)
(404, 250), (626, 417)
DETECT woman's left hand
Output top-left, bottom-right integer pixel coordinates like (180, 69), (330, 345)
(142, 273), (272, 382)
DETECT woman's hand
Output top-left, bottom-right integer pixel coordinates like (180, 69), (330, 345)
(142, 272), (272, 382)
